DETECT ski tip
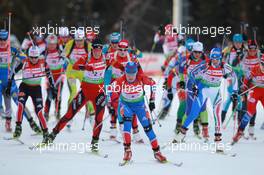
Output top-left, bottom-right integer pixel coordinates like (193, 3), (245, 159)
(119, 160), (133, 166)
(166, 160), (183, 167)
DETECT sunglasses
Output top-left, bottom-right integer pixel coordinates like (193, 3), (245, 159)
(93, 44), (103, 49)
(193, 51), (202, 54)
(30, 56), (38, 59)
(118, 48), (128, 51)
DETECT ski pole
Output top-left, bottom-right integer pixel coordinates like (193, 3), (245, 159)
(27, 32), (35, 46)
(222, 107), (236, 130)
(14, 70), (77, 82)
(152, 111), (162, 127)
(13, 71), (65, 81)
(239, 85), (258, 96)
(7, 12), (11, 77)
(144, 91), (162, 127)
(93, 113), (111, 131)
(252, 27), (258, 46)
(82, 111), (89, 131)
(55, 80), (62, 117)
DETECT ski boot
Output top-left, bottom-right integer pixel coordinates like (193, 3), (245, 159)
(172, 127), (187, 143)
(133, 129), (144, 144)
(232, 128), (244, 145)
(123, 144), (132, 161)
(153, 147), (167, 163)
(28, 118), (42, 134)
(91, 138), (99, 153)
(174, 119), (182, 134)
(13, 122), (22, 138)
(214, 133), (224, 153)
(42, 129), (49, 143)
(247, 126), (256, 140)
(193, 119), (201, 139)
(45, 131), (57, 144)
(5, 117), (12, 132)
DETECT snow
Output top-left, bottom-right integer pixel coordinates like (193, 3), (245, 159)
(0, 77), (263, 175)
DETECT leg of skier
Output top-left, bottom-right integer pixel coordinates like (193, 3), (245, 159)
(90, 92), (106, 152)
(49, 90), (89, 141)
(209, 88), (223, 152)
(175, 89), (186, 134)
(30, 86), (49, 142)
(233, 88), (264, 143)
(44, 85), (52, 121)
(3, 90), (12, 132)
(11, 82), (41, 134)
(173, 88), (207, 143)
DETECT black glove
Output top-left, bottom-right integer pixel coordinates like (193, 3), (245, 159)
(231, 93), (238, 110)
(5, 79), (12, 97)
(192, 84), (199, 97)
(179, 81), (185, 89)
(149, 99), (155, 112)
(167, 88), (173, 101)
(163, 78), (168, 90)
(108, 106), (115, 116)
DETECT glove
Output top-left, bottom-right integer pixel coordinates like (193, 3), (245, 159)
(149, 99), (155, 112)
(192, 84), (199, 97)
(167, 88), (173, 101)
(85, 64), (94, 71)
(163, 78), (168, 90)
(108, 106), (115, 116)
(5, 79), (12, 97)
(178, 81), (185, 89)
(231, 93), (238, 110)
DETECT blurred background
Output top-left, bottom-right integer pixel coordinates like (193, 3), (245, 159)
(0, 0), (264, 51)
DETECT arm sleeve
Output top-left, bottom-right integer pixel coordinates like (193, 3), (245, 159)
(223, 63), (238, 92)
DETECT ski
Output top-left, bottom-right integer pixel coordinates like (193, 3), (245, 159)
(29, 142), (52, 150)
(119, 160), (133, 166)
(87, 151), (109, 158)
(101, 138), (122, 144)
(30, 133), (42, 136)
(243, 135), (257, 140)
(165, 160), (183, 167)
(211, 151), (237, 157)
(3, 136), (25, 144)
